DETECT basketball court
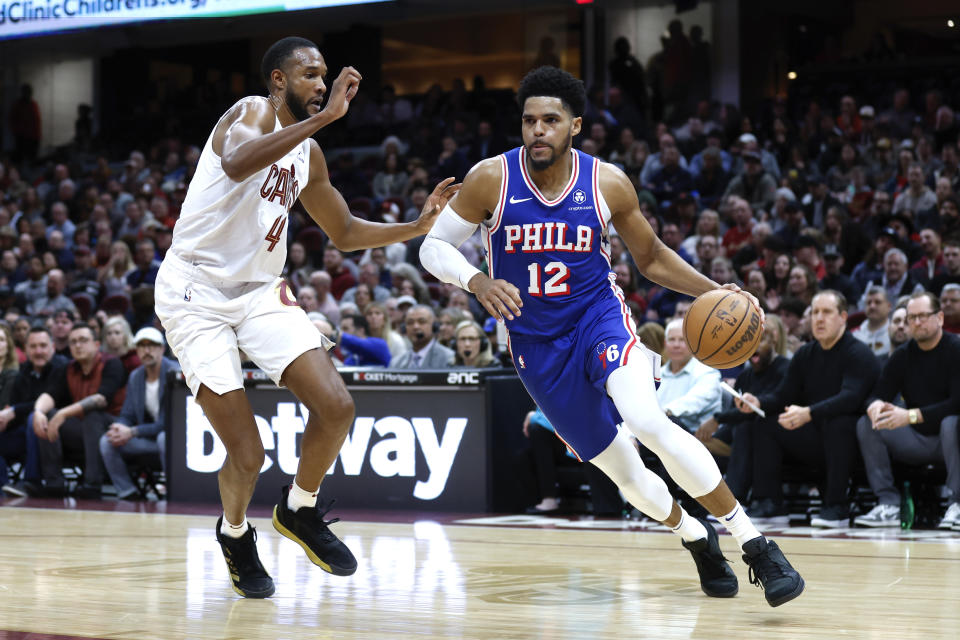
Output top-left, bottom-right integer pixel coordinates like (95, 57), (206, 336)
(1, 499), (958, 639)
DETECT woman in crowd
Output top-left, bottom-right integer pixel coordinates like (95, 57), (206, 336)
(363, 301), (408, 358)
(451, 320), (498, 368)
(787, 264), (819, 306)
(0, 323), (20, 407)
(437, 306), (470, 349)
(98, 240), (134, 299)
(102, 315), (140, 374)
(283, 241), (314, 293)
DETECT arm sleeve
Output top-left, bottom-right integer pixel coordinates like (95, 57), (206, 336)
(867, 348), (904, 407)
(809, 344), (880, 421)
(419, 204), (483, 290)
(339, 333), (392, 367)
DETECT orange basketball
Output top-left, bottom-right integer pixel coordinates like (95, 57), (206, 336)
(682, 289), (763, 369)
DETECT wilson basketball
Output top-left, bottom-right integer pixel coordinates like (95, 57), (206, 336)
(682, 289), (763, 368)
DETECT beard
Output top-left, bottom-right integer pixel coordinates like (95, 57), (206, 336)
(285, 87), (313, 122)
(526, 129), (573, 171)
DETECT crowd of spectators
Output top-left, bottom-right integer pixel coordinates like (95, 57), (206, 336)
(0, 23), (958, 527)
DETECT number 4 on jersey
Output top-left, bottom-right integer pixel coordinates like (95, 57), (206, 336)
(527, 261), (570, 296)
(265, 215), (286, 252)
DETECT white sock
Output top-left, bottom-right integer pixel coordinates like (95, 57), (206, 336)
(719, 502), (763, 549)
(220, 515), (248, 539)
(671, 509), (709, 543)
(287, 481), (319, 512)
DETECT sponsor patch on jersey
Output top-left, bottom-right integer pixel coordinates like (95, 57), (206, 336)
(572, 189), (586, 205)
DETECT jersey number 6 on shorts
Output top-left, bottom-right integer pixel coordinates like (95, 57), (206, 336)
(527, 261), (570, 297)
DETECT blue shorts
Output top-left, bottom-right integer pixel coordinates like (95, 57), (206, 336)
(510, 294), (660, 461)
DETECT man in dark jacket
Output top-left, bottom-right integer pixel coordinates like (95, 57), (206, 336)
(738, 290), (880, 527)
(0, 327), (68, 496)
(99, 327), (179, 500)
(32, 323), (127, 498)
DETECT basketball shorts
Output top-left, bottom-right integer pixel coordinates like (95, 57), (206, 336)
(155, 253), (332, 397)
(509, 295), (661, 461)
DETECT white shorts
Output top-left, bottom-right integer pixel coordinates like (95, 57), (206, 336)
(155, 253), (332, 396)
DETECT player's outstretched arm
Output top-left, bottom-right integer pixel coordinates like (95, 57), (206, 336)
(218, 67), (362, 182)
(300, 143), (459, 251)
(419, 158), (523, 321)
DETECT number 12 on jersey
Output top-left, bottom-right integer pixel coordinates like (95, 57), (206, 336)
(527, 261), (570, 297)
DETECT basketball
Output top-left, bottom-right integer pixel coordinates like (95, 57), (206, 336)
(682, 289), (763, 369)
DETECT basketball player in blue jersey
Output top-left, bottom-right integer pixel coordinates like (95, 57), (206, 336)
(421, 67), (804, 607)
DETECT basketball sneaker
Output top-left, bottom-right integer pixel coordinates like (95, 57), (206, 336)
(741, 537), (805, 607)
(215, 517), (275, 598)
(938, 502), (960, 530)
(681, 518), (738, 598)
(854, 504), (900, 528)
(272, 484), (358, 576)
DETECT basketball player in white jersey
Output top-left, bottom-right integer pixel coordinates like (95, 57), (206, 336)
(155, 37), (458, 598)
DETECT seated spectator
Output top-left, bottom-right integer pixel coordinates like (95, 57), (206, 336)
(14, 255), (46, 311)
(451, 320), (499, 368)
(819, 243), (861, 308)
(333, 313), (389, 367)
(910, 227), (943, 289)
(696, 316), (789, 507)
(787, 264), (818, 307)
(930, 238), (960, 295)
(296, 285), (320, 313)
(887, 304), (910, 356)
(657, 319), (721, 433)
(521, 406), (622, 517)
(852, 285), (893, 356)
(125, 238), (160, 289)
(341, 262), (391, 305)
(102, 315), (141, 375)
(283, 241), (314, 292)
(32, 323), (127, 498)
(307, 270), (341, 326)
(391, 305), (453, 369)
(721, 196), (755, 258)
(738, 291), (880, 528)
(98, 241), (134, 299)
(855, 292), (960, 529)
(941, 284), (960, 333)
(49, 309), (76, 358)
(680, 209), (721, 265)
(723, 150), (777, 213)
(27, 268), (78, 318)
(864, 248), (923, 305)
(363, 301), (407, 358)
(323, 245), (358, 300)
(437, 306), (470, 349)
(98, 327), (178, 500)
(892, 163), (937, 216)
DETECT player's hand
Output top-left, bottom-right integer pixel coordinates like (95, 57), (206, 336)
(735, 392), (759, 414)
(320, 66), (362, 122)
(413, 177), (461, 234)
(719, 282), (765, 328)
(468, 274), (523, 322)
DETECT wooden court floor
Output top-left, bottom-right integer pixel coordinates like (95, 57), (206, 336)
(1, 501), (959, 640)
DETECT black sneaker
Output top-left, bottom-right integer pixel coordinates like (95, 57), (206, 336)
(2, 480), (41, 497)
(741, 537), (805, 607)
(273, 484), (357, 576)
(681, 518), (738, 598)
(215, 517), (276, 598)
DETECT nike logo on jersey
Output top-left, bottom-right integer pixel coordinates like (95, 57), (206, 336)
(509, 195), (533, 204)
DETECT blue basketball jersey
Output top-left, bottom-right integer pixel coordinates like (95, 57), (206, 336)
(483, 147), (617, 340)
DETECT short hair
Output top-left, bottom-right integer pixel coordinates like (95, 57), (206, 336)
(70, 322), (96, 338)
(864, 284), (889, 301)
(261, 37), (319, 87)
(27, 325), (51, 339)
(814, 289), (848, 314)
(665, 318), (684, 336)
(883, 247), (908, 264)
(908, 291), (941, 313)
(517, 66), (586, 117)
(344, 313), (369, 334)
(942, 283), (960, 295)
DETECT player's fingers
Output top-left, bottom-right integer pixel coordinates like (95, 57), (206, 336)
(497, 289), (522, 316)
(491, 295), (514, 321)
(478, 296), (503, 322)
(433, 177), (456, 195)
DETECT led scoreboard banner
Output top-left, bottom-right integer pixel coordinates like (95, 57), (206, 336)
(0, 0), (390, 40)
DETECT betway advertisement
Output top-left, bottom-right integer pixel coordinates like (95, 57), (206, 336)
(168, 385), (489, 510)
(0, 0), (389, 40)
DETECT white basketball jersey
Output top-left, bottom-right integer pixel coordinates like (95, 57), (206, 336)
(169, 110), (311, 283)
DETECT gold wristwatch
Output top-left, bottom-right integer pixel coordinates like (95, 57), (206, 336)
(908, 409), (919, 425)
